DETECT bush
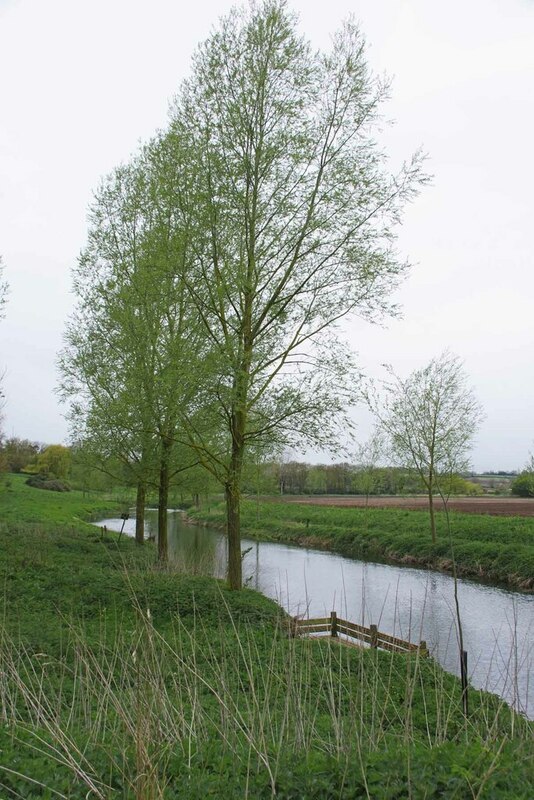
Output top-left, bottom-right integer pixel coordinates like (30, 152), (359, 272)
(26, 475), (71, 492)
(511, 472), (534, 497)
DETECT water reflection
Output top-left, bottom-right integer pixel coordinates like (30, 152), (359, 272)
(96, 510), (534, 718)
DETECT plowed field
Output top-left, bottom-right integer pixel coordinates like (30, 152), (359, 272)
(281, 495), (534, 516)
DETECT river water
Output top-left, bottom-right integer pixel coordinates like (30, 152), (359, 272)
(96, 510), (534, 718)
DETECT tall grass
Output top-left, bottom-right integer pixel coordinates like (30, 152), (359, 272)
(0, 588), (531, 798)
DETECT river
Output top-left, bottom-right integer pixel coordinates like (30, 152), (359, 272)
(96, 509), (534, 718)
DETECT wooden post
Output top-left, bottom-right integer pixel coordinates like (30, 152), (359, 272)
(460, 650), (469, 717)
(330, 611), (338, 638)
(118, 512), (129, 544)
(370, 624), (378, 649)
(289, 616), (298, 638)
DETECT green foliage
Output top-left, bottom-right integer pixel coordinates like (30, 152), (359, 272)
(28, 443), (71, 479)
(441, 473), (484, 496)
(511, 472), (534, 498)
(0, 436), (42, 473)
(69, 445), (127, 492)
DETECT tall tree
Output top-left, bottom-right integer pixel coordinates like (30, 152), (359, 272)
(170, 0), (427, 588)
(371, 352), (484, 542)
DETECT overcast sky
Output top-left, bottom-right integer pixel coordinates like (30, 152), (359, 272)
(1, 0), (533, 471)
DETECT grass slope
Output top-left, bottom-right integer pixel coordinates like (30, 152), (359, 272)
(0, 478), (531, 797)
(0, 473), (123, 526)
(190, 499), (534, 591)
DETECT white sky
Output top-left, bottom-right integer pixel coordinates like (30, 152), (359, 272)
(0, 0), (533, 472)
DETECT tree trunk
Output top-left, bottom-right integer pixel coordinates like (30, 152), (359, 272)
(158, 437), (172, 563)
(135, 481), (145, 544)
(225, 400), (247, 590)
(225, 478), (242, 590)
(428, 487), (436, 544)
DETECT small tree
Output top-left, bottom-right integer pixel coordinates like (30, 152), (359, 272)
(511, 452), (534, 497)
(372, 352), (484, 542)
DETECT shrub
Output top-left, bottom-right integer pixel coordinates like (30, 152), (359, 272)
(511, 472), (534, 497)
(26, 475), (71, 492)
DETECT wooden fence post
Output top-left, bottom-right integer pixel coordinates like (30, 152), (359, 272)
(370, 624), (378, 649)
(330, 611), (338, 638)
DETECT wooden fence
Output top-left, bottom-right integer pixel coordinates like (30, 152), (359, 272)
(292, 611), (428, 656)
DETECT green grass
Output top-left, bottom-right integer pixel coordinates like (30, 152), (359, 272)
(189, 498), (534, 591)
(0, 473), (126, 526)
(0, 477), (532, 796)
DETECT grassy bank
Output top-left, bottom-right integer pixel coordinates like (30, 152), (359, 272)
(0, 472), (128, 526)
(189, 498), (534, 591)
(0, 479), (532, 796)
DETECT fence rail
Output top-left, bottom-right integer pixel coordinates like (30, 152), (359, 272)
(293, 612), (428, 656)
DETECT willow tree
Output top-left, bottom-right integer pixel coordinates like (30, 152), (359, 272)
(171, 0), (427, 588)
(60, 143), (202, 557)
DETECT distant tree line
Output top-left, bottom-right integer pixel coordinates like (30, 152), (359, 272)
(243, 459), (483, 497)
(0, 434), (484, 500)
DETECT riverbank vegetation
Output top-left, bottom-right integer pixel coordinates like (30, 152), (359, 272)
(189, 498), (534, 592)
(0, 481), (532, 796)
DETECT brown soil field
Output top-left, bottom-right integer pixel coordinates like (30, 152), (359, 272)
(280, 495), (534, 517)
